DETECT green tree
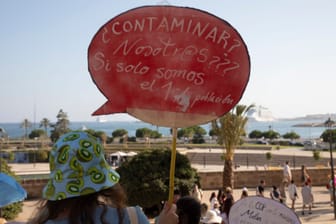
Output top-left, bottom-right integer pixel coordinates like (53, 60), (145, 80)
(39, 118), (51, 136)
(211, 104), (254, 189)
(20, 118), (32, 143)
(28, 129), (46, 139)
(320, 129), (336, 143)
(282, 131), (300, 140)
(177, 126), (206, 140)
(50, 109), (70, 142)
(117, 149), (199, 217)
(112, 129), (128, 138)
(135, 128), (152, 138)
(193, 125), (207, 136)
(262, 130), (280, 140)
(208, 129), (216, 138)
(177, 127), (194, 139)
(177, 127), (189, 139)
(248, 130), (263, 139)
(191, 133), (205, 144)
(0, 159), (24, 220)
(150, 130), (162, 139)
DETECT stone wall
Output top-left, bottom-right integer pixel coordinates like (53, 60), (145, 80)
(21, 179), (48, 199)
(198, 167), (334, 190)
(21, 168), (334, 198)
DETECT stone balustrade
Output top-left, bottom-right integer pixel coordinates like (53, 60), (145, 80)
(20, 168), (334, 199)
(198, 167), (334, 190)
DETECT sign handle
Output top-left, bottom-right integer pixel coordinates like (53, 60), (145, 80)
(168, 127), (177, 204)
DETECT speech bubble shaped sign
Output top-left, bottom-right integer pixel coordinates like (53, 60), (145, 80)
(88, 6), (250, 128)
(229, 196), (301, 224)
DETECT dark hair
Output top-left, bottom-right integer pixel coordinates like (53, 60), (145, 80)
(241, 190), (248, 197)
(209, 192), (216, 202)
(176, 196), (201, 224)
(28, 184), (127, 224)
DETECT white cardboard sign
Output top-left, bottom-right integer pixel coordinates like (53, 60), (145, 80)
(229, 196), (301, 224)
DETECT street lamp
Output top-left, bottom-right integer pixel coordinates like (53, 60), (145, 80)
(0, 127), (6, 173)
(325, 117), (336, 219)
(0, 127), (6, 218)
(34, 137), (38, 168)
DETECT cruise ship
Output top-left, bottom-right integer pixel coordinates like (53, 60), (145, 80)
(247, 105), (275, 122)
(96, 116), (107, 123)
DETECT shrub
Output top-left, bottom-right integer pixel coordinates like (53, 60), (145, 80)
(0, 158), (24, 220)
(191, 134), (205, 144)
(266, 152), (272, 160)
(117, 148), (199, 217)
(36, 149), (49, 162)
(313, 150), (321, 161)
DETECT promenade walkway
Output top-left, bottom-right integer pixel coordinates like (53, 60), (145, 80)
(12, 186), (336, 223)
(8, 147), (336, 223)
(190, 147), (336, 223)
(202, 187), (335, 224)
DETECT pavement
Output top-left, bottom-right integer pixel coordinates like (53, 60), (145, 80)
(189, 147), (336, 223)
(11, 186), (336, 223)
(7, 147), (336, 223)
(202, 187), (336, 224)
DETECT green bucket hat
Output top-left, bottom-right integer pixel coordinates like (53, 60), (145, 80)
(42, 131), (120, 200)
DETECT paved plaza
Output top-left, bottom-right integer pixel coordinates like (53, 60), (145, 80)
(12, 186), (336, 223)
(8, 147), (336, 223)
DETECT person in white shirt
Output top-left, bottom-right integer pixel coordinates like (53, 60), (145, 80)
(301, 181), (313, 215)
(288, 179), (298, 209)
(283, 161), (292, 185)
(209, 192), (218, 210)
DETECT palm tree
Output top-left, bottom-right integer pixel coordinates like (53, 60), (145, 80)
(39, 118), (51, 146)
(40, 118), (51, 136)
(20, 118), (32, 145)
(50, 109), (70, 142)
(211, 104), (254, 189)
(56, 109), (69, 132)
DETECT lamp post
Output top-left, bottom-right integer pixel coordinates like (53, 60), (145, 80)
(0, 127), (5, 173)
(0, 137), (2, 174)
(325, 117), (336, 219)
(0, 128), (5, 218)
(34, 137), (38, 168)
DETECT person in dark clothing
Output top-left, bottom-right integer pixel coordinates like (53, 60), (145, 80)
(176, 196), (201, 224)
(256, 180), (265, 197)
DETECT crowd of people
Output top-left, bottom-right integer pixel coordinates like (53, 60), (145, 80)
(25, 131), (181, 224)
(19, 131), (222, 224)
(2, 131), (335, 224)
(195, 161), (336, 224)
(253, 162), (313, 215)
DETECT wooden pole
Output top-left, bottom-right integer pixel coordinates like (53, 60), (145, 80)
(168, 127), (177, 204)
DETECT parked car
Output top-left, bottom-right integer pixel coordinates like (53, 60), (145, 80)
(303, 140), (317, 150)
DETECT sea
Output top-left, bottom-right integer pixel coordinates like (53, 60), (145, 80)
(0, 118), (329, 140)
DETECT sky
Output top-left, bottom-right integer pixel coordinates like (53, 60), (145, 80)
(1, 0), (336, 123)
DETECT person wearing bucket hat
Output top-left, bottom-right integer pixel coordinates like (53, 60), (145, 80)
(28, 131), (178, 224)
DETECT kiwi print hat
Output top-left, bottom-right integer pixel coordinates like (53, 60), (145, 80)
(42, 131), (120, 200)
